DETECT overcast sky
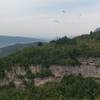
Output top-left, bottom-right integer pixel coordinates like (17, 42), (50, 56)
(0, 0), (100, 38)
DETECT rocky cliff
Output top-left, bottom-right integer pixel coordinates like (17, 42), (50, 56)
(0, 58), (100, 87)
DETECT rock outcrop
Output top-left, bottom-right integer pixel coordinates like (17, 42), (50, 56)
(0, 58), (100, 87)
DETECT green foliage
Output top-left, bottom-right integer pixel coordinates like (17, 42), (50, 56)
(25, 70), (35, 79)
(0, 29), (100, 99)
(50, 36), (76, 45)
(0, 45), (81, 79)
(35, 69), (53, 78)
(37, 42), (43, 46)
(0, 75), (99, 100)
(0, 88), (35, 100)
(0, 32), (100, 79)
(60, 75), (100, 100)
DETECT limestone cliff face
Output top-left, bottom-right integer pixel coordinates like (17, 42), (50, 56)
(30, 65), (42, 74)
(50, 65), (97, 78)
(0, 58), (100, 87)
(34, 58), (100, 86)
(5, 66), (26, 79)
(0, 65), (44, 87)
(3, 66), (27, 87)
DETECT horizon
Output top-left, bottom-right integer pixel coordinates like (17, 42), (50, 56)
(0, 0), (100, 38)
(0, 30), (95, 41)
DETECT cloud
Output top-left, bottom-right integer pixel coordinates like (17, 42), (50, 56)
(0, 0), (99, 38)
(53, 20), (60, 24)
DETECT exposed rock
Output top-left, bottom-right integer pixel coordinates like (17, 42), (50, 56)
(0, 58), (100, 87)
(34, 77), (55, 86)
(49, 65), (97, 78)
(13, 78), (24, 88)
(0, 79), (10, 86)
(30, 65), (42, 74)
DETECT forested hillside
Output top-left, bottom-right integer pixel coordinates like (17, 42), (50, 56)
(0, 31), (100, 100)
(0, 32), (100, 78)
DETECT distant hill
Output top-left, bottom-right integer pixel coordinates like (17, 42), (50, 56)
(0, 42), (38, 58)
(0, 35), (41, 48)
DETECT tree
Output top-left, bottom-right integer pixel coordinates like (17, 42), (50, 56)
(59, 75), (100, 100)
(38, 42), (43, 46)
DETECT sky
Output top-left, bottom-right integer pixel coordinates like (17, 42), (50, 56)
(0, 0), (100, 39)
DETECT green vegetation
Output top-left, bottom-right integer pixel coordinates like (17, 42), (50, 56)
(0, 31), (100, 99)
(0, 31), (100, 79)
(0, 75), (100, 100)
(60, 75), (100, 100)
(35, 69), (53, 78)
